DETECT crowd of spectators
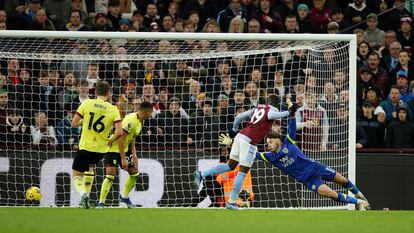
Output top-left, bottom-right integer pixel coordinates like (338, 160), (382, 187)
(1, 0), (414, 150)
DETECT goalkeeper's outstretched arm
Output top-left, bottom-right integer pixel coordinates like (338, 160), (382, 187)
(286, 116), (297, 144)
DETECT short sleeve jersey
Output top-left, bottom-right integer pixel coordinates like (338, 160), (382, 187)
(109, 113), (143, 153)
(76, 98), (121, 153)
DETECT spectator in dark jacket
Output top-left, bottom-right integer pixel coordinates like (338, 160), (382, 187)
(365, 52), (391, 97)
(344, 0), (371, 27)
(251, 0), (284, 33)
(331, 7), (351, 33)
(217, 0), (248, 33)
(62, 10), (88, 31)
(357, 100), (381, 148)
(56, 111), (79, 146)
(357, 67), (382, 104)
(355, 124), (368, 149)
(156, 97), (193, 147)
(191, 98), (220, 148)
(296, 3), (316, 33)
(387, 106), (414, 148)
(5, 109), (30, 144)
(142, 3), (161, 29)
(15, 0), (42, 30)
(275, 0), (296, 21)
(107, 0), (123, 30)
(397, 16), (414, 59)
(181, 0), (218, 27)
(31, 9), (56, 31)
(284, 49), (308, 86)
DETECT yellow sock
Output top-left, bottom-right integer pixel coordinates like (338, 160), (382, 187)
(122, 173), (139, 198)
(73, 176), (83, 194)
(83, 171), (95, 194)
(99, 175), (114, 204)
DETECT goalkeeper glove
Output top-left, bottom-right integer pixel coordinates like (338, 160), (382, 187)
(218, 133), (233, 146)
(288, 103), (299, 116)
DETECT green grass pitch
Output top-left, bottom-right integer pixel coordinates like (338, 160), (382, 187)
(0, 208), (413, 233)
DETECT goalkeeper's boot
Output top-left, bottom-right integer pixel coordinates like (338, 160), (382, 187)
(96, 202), (105, 209)
(225, 202), (240, 210)
(193, 171), (204, 191)
(357, 200), (369, 211)
(81, 193), (90, 209)
(119, 195), (135, 209)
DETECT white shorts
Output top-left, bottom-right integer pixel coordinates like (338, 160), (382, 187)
(229, 134), (258, 167)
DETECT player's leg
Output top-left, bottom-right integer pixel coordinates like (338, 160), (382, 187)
(72, 169), (84, 194)
(71, 150), (89, 196)
(308, 177), (361, 205)
(82, 152), (105, 209)
(200, 139), (240, 178)
(194, 137), (241, 188)
(226, 142), (256, 210)
(331, 172), (368, 201)
(317, 183), (363, 205)
(98, 153), (118, 208)
(120, 154), (138, 208)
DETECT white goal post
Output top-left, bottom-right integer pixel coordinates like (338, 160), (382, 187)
(0, 31), (356, 209)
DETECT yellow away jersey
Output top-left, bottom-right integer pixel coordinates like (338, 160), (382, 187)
(109, 112), (143, 153)
(76, 98), (121, 153)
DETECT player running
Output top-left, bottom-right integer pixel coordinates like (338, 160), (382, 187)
(194, 95), (297, 210)
(97, 102), (153, 209)
(71, 81), (122, 209)
(220, 112), (370, 210)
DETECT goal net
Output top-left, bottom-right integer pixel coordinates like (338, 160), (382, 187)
(0, 31), (356, 209)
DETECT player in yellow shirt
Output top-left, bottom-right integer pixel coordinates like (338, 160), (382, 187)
(71, 81), (122, 209)
(97, 102), (153, 208)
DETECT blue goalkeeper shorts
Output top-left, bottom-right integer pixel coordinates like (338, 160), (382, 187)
(303, 162), (337, 193)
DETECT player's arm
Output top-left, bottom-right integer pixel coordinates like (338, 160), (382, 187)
(267, 108), (290, 120)
(71, 101), (86, 128)
(232, 109), (253, 133)
(286, 116), (297, 144)
(71, 113), (84, 128)
(118, 130), (129, 170)
(107, 122), (123, 147)
(130, 138), (138, 169)
(255, 151), (275, 163)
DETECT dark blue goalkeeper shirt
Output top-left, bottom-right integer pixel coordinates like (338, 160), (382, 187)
(255, 118), (318, 183)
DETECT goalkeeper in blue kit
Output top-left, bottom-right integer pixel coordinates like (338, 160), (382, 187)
(219, 113), (370, 210)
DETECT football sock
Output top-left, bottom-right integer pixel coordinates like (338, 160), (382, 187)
(343, 180), (363, 197)
(229, 171), (246, 203)
(336, 192), (359, 204)
(122, 173), (139, 198)
(202, 163), (230, 178)
(99, 175), (114, 204)
(83, 171), (95, 195)
(73, 176), (83, 194)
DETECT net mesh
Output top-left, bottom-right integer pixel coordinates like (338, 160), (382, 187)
(0, 34), (351, 208)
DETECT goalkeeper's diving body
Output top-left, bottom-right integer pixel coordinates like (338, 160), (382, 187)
(194, 95), (295, 210)
(222, 113), (371, 210)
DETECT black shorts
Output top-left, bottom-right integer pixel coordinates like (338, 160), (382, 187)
(72, 150), (106, 172)
(103, 151), (134, 168)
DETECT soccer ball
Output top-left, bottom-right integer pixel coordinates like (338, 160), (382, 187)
(26, 186), (42, 202)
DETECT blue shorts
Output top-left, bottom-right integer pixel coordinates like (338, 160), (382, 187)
(303, 162), (337, 193)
